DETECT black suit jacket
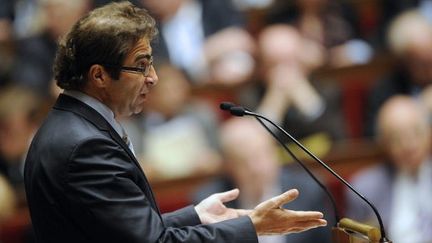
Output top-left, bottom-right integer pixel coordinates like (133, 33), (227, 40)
(24, 94), (258, 243)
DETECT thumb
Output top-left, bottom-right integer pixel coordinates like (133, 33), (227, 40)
(214, 188), (240, 203)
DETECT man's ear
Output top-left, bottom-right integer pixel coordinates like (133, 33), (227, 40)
(88, 64), (110, 88)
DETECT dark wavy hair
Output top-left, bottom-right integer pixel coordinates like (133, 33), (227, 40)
(54, 1), (158, 90)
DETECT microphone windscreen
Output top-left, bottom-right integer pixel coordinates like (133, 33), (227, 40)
(230, 106), (246, 116)
(220, 102), (236, 111)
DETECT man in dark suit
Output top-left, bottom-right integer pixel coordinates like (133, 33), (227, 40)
(24, 2), (327, 243)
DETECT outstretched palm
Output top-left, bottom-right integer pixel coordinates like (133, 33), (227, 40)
(195, 189), (251, 224)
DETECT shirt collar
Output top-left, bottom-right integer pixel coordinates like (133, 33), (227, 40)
(62, 90), (123, 136)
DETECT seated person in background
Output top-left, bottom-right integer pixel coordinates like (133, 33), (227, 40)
(345, 95), (432, 243)
(265, 0), (372, 68)
(0, 85), (43, 242)
(377, 0), (432, 45)
(141, 0), (256, 85)
(123, 64), (221, 180)
(365, 9), (432, 136)
(0, 0), (14, 43)
(11, 0), (91, 98)
(194, 117), (334, 243)
(239, 24), (346, 141)
(0, 85), (43, 202)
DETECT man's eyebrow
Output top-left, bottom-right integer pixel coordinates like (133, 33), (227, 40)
(134, 54), (152, 62)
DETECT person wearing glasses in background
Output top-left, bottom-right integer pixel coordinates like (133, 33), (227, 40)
(24, 2), (327, 243)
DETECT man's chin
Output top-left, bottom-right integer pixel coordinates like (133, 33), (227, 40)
(132, 107), (145, 115)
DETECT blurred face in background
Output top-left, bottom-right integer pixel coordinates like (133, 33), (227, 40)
(0, 88), (40, 162)
(258, 25), (324, 79)
(259, 25), (303, 72)
(40, 0), (91, 38)
(378, 96), (431, 174)
(221, 118), (279, 201)
(145, 64), (190, 118)
(388, 10), (432, 86)
(0, 112), (34, 161)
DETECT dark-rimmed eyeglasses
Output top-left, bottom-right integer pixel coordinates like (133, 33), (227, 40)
(102, 57), (153, 77)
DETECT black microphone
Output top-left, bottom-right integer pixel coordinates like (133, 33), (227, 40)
(219, 102), (236, 111)
(220, 103), (390, 243)
(229, 106), (247, 117)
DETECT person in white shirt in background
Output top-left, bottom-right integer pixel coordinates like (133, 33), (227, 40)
(346, 95), (432, 243)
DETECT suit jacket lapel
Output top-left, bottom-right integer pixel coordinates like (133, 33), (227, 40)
(53, 94), (162, 216)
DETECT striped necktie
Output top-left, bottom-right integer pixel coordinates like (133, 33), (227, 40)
(119, 124), (136, 156)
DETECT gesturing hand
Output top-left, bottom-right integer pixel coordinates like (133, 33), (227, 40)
(250, 189), (327, 235)
(195, 188), (251, 224)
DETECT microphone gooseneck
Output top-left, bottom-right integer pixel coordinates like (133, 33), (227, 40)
(222, 104), (340, 225)
(220, 102), (390, 242)
(253, 113), (340, 225)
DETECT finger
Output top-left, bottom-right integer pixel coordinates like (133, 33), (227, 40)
(263, 189), (299, 208)
(285, 219), (328, 233)
(214, 188), (240, 203)
(288, 210), (324, 220)
(235, 209), (252, 216)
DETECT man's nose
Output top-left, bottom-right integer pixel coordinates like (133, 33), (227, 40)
(146, 66), (158, 87)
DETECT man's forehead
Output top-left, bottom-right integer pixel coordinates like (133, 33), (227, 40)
(128, 39), (152, 60)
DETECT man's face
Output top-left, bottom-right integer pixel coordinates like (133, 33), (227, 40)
(380, 105), (431, 173)
(105, 38), (158, 118)
(383, 122), (430, 173)
(224, 124), (279, 188)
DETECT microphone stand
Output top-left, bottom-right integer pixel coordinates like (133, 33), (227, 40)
(225, 105), (391, 243)
(219, 102), (340, 225)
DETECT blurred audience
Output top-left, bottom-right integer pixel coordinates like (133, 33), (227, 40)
(265, 0), (373, 68)
(194, 117), (334, 243)
(0, 0), (14, 43)
(238, 24), (346, 141)
(123, 64), (221, 180)
(0, 86), (44, 202)
(141, 0), (256, 85)
(10, 0), (91, 98)
(2, 1), (432, 242)
(377, 0), (432, 45)
(346, 95), (432, 242)
(364, 9), (432, 136)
